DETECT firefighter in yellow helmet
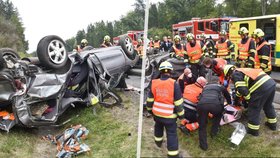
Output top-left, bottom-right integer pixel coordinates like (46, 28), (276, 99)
(153, 35), (161, 54)
(184, 33), (207, 78)
(237, 27), (256, 68)
(136, 38), (144, 57)
(100, 35), (113, 48)
(224, 64), (277, 136)
(200, 33), (215, 58)
(215, 30), (235, 64)
(74, 39), (88, 52)
(169, 35), (186, 60)
(251, 28), (272, 75)
(146, 61), (185, 158)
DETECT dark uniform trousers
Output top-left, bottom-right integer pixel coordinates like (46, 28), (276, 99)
(247, 79), (277, 129)
(190, 63), (206, 78)
(197, 103), (224, 150)
(183, 107), (197, 123)
(154, 116), (178, 152)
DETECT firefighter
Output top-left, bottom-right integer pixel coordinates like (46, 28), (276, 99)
(224, 65), (277, 136)
(74, 39), (88, 52)
(136, 39), (144, 66)
(202, 57), (228, 86)
(153, 36), (161, 54)
(251, 28), (272, 75)
(200, 33), (215, 58)
(197, 76), (232, 151)
(179, 77), (207, 135)
(146, 61), (185, 158)
(169, 35), (185, 60)
(215, 30), (235, 64)
(237, 27), (256, 68)
(100, 35), (113, 47)
(149, 37), (154, 48)
(184, 33), (207, 78)
(177, 67), (196, 93)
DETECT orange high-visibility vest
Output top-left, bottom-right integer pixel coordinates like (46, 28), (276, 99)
(185, 122), (199, 131)
(172, 45), (185, 57)
(238, 38), (252, 60)
(151, 78), (175, 117)
(154, 41), (160, 48)
(186, 41), (202, 62)
(149, 41), (153, 47)
(236, 68), (264, 80)
(216, 40), (229, 57)
(183, 83), (202, 104)
(255, 41), (272, 71)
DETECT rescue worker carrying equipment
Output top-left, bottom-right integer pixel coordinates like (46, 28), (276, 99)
(177, 67), (196, 92)
(184, 33), (207, 78)
(179, 77), (207, 135)
(224, 65), (277, 136)
(251, 28), (272, 74)
(197, 76), (232, 151)
(100, 35), (113, 48)
(237, 27), (256, 68)
(215, 30), (235, 64)
(170, 35), (186, 60)
(146, 61), (186, 158)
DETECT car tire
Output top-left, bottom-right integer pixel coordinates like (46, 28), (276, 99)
(36, 35), (68, 69)
(0, 48), (20, 60)
(118, 35), (136, 60)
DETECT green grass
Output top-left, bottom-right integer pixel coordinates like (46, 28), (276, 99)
(0, 91), (138, 158)
(141, 115), (280, 157)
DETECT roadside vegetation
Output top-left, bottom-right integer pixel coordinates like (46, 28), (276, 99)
(0, 91), (138, 157)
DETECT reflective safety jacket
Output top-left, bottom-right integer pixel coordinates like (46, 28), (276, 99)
(148, 78), (184, 118)
(238, 38), (252, 60)
(216, 39), (230, 57)
(154, 41), (160, 48)
(183, 83), (203, 111)
(186, 41), (202, 63)
(255, 41), (272, 73)
(233, 68), (271, 101)
(149, 41), (154, 48)
(172, 44), (185, 57)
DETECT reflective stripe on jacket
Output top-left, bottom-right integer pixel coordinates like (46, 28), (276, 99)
(151, 78), (175, 117)
(216, 40), (229, 57)
(255, 41), (272, 72)
(172, 45), (185, 57)
(238, 38), (252, 60)
(186, 41), (202, 63)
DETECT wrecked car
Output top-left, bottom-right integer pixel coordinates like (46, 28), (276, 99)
(0, 35), (139, 132)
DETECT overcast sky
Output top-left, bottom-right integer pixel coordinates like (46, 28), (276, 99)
(10, 0), (162, 53)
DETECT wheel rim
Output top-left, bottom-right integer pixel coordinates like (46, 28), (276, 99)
(47, 40), (66, 64)
(145, 57), (150, 70)
(3, 52), (18, 60)
(125, 37), (133, 53)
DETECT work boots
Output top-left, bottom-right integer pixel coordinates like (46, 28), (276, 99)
(265, 122), (277, 131)
(155, 140), (162, 148)
(246, 128), (259, 136)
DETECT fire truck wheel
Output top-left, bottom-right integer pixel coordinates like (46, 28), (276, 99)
(119, 35), (136, 60)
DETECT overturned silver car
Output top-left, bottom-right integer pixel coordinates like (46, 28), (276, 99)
(0, 35), (139, 132)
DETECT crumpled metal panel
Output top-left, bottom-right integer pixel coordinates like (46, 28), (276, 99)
(27, 73), (68, 98)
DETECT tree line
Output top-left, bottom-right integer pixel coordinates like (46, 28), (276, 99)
(1, 0), (279, 53)
(0, 0), (28, 52)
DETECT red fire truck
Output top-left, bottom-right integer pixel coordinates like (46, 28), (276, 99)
(113, 30), (144, 47)
(172, 17), (232, 41)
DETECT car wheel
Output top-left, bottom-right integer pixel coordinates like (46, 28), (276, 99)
(37, 35), (68, 69)
(145, 56), (153, 76)
(0, 48), (20, 60)
(119, 35), (135, 60)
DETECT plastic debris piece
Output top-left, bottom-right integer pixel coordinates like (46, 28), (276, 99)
(229, 122), (246, 145)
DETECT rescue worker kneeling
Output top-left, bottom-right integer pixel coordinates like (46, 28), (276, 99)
(224, 65), (277, 136)
(177, 68), (196, 93)
(179, 77), (207, 135)
(197, 76), (231, 151)
(146, 61), (186, 158)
